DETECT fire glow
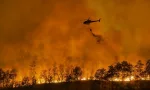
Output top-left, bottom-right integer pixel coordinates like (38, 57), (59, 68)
(113, 76), (135, 82)
(1, 60), (150, 89)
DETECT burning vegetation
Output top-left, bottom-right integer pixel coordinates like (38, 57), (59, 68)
(0, 59), (150, 88)
(1, 0), (150, 90)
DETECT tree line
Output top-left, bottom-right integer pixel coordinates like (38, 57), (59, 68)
(0, 59), (150, 88)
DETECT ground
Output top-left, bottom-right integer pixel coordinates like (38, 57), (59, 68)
(2, 80), (150, 90)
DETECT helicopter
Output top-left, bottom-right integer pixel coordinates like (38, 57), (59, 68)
(83, 18), (101, 25)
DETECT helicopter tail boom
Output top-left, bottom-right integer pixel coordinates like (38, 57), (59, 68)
(98, 19), (101, 22)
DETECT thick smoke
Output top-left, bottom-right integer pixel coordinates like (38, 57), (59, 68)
(0, 0), (98, 76)
(88, 0), (150, 63)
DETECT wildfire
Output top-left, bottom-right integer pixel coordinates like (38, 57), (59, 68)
(37, 77), (89, 84)
(1, 60), (150, 89)
(147, 75), (150, 80)
(37, 79), (62, 84)
(81, 77), (87, 81)
(113, 76), (135, 82)
(113, 78), (121, 81)
(53, 80), (59, 83)
(37, 79), (45, 84)
(124, 76), (134, 81)
(35, 75), (150, 85)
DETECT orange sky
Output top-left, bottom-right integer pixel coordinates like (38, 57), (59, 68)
(0, 0), (150, 76)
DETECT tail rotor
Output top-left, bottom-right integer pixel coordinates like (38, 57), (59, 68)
(98, 18), (101, 22)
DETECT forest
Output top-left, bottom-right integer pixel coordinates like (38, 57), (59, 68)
(0, 59), (150, 89)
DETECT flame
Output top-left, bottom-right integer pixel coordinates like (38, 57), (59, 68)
(113, 76), (135, 82)
(37, 79), (46, 84)
(37, 80), (41, 84)
(113, 78), (121, 81)
(141, 78), (145, 80)
(51, 80), (62, 83)
(124, 78), (130, 81)
(81, 77), (87, 81)
(13, 75), (150, 86)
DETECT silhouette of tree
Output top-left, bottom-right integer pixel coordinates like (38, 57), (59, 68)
(140, 71), (147, 80)
(135, 60), (144, 80)
(4, 70), (11, 87)
(114, 62), (122, 78)
(65, 65), (73, 77)
(0, 69), (17, 88)
(73, 66), (82, 80)
(113, 61), (133, 81)
(40, 70), (48, 83)
(22, 76), (30, 86)
(47, 68), (53, 83)
(104, 65), (117, 81)
(30, 60), (37, 85)
(59, 64), (65, 81)
(9, 69), (17, 87)
(64, 65), (74, 82)
(65, 74), (73, 82)
(145, 59), (150, 79)
(0, 68), (5, 87)
(120, 61), (133, 81)
(14, 81), (21, 88)
(52, 62), (58, 81)
(95, 68), (106, 80)
(89, 76), (94, 80)
(31, 76), (36, 85)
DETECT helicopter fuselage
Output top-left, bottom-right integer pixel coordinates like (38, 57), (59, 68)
(83, 19), (100, 25)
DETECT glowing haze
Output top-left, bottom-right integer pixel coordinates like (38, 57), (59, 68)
(0, 0), (150, 77)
